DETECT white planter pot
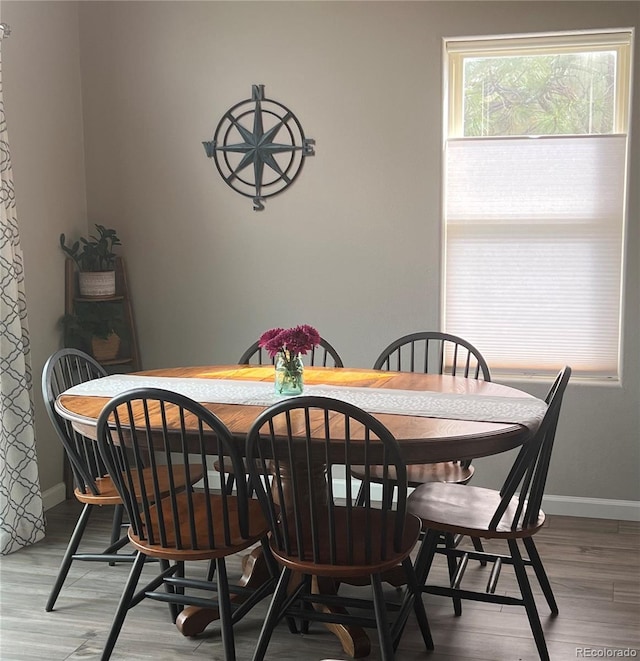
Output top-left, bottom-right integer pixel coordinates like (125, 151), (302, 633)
(78, 271), (116, 297)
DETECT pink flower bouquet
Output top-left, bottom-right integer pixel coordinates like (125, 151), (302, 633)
(258, 325), (321, 360)
(258, 325), (320, 394)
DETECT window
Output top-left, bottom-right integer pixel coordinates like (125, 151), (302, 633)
(442, 30), (633, 380)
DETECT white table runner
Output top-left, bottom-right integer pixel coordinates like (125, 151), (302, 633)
(63, 375), (547, 431)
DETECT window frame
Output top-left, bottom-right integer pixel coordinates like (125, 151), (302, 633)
(441, 29), (634, 382)
(446, 29), (633, 138)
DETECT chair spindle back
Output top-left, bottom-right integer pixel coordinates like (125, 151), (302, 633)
(246, 396), (409, 566)
(42, 349), (108, 496)
(373, 331), (491, 381)
(96, 388), (250, 552)
(489, 366), (571, 531)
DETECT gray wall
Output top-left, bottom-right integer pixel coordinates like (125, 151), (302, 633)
(3, 1), (639, 511)
(2, 1), (87, 502)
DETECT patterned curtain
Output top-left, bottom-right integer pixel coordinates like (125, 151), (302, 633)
(0, 35), (45, 554)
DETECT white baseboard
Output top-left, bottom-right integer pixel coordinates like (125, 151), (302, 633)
(42, 478), (640, 522)
(42, 482), (67, 512)
(540, 494), (640, 521)
(330, 479), (640, 522)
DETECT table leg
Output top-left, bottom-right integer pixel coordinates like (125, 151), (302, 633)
(276, 461), (371, 658)
(176, 460), (374, 659)
(175, 545), (270, 636)
(314, 576), (371, 658)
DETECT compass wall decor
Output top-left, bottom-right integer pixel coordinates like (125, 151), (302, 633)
(203, 85), (315, 211)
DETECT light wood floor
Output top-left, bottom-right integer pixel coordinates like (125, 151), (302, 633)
(1, 500), (638, 661)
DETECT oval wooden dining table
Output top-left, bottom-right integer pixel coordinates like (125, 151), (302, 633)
(55, 364), (540, 657)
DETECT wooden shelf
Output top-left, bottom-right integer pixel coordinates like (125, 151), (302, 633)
(64, 257), (141, 373)
(74, 295), (125, 303)
(63, 256), (141, 499)
(99, 357), (135, 367)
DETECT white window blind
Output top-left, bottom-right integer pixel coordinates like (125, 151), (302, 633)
(444, 134), (626, 378)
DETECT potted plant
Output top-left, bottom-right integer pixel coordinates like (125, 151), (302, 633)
(62, 302), (127, 362)
(60, 224), (122, 297)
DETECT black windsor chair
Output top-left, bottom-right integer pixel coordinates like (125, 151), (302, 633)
(407, 366), (571, 661)
(42, 349), (134, 611)
(42, 349), (206, 613)
(350, 331), (492, 571)
(245, 396), (434, 661)
(95, 388), (275, 661)
(351, 331), (492, 505)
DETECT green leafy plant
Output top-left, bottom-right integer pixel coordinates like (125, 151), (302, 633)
(62, 302), (127, 346)
(60, 225), (121, 272)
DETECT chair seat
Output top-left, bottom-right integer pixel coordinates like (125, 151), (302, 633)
(407, 482), (545, 539)
(270, 508), (422, 578)
(351, 461), (474, 487)
(129, 492), (270, 561)
(75, 476), (122, 505)
(75, 465), (204, 506)
(95, 389), (274, 661)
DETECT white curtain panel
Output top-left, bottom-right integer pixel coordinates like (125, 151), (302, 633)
(0, 41), (45, 554)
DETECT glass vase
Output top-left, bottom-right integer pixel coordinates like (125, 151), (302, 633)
(274, 352), (304, 396)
